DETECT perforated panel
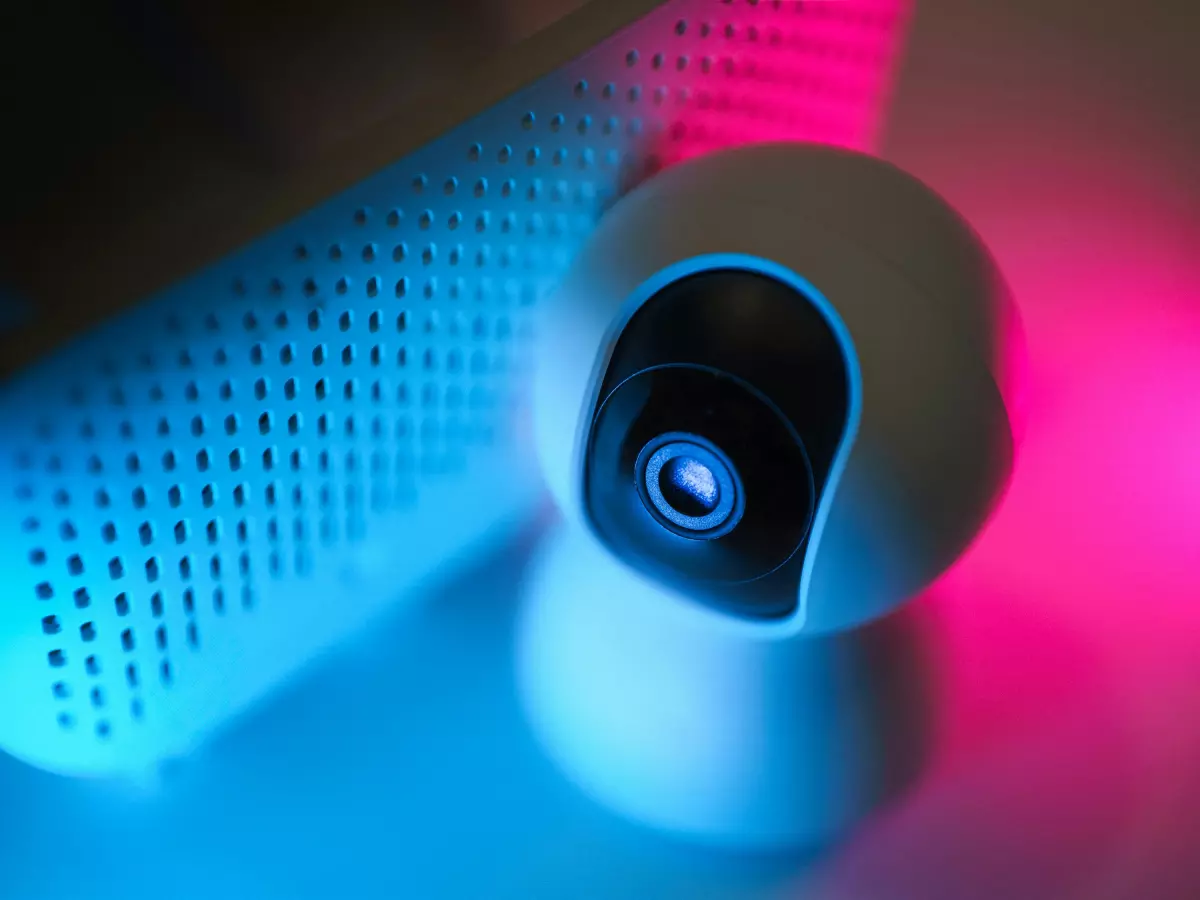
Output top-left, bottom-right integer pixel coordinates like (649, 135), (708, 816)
(0, 0), (910, 777)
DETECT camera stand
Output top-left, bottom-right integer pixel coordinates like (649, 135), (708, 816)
(516, 520), (936, 850)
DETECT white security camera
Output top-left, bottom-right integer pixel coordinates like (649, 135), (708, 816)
(520, 143), (1021, 848)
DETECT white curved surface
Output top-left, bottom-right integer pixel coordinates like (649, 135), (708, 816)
(534, 144), (1014, 634)
(517, 520), (934, 849)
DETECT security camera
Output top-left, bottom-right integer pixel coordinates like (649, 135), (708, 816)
(520, 142), (1022, 847)
(533, 141), (1020, 634)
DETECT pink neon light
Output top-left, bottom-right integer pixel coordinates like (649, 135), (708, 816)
(634, 4), (1200, 890)
(795, 44), (1200, 899)
(621, 0), (913, 188)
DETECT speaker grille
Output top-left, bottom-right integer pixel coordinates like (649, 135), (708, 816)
(0, 0), (910, 776)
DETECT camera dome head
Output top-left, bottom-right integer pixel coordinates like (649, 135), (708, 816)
(533, 142), (1018, 634)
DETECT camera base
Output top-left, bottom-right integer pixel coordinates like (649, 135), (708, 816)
(516, 520), (936, 850)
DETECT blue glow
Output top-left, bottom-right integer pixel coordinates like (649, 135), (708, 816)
(517, 520), (919, 851)
(0, 0), (915, 890)
(0, 538), (810, 898)
(1, 0), (678, 777)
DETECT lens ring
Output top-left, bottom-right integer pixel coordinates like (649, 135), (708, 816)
(636, 433), (744, 539)
(586, 364), (816, 586)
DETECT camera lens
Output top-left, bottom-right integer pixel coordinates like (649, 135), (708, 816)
(661, 456), (719, 516)
(585, 364), (815, 594)
(580, 269), (851, 618)
(636, 434), (742, 537)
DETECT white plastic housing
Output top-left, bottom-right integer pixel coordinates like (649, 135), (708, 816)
(518, 521), (933, 850)
(520, 144), (1019, 846)
(532, 142), (1017, 635)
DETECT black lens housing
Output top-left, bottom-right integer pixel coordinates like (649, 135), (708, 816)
(582, 269), (851, 620)
(588, 365), (815, 589)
